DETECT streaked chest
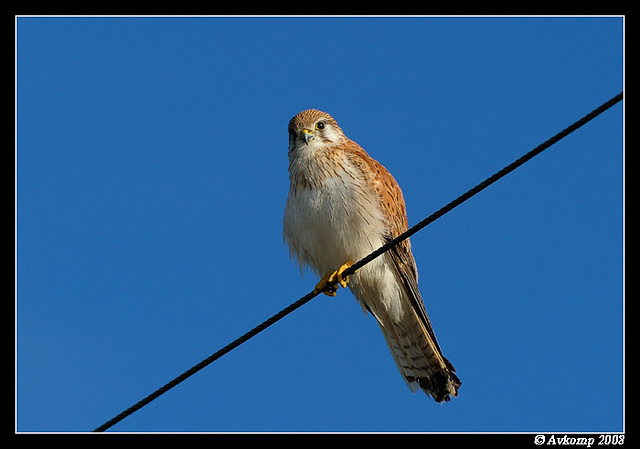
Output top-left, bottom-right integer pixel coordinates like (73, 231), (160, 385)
(283, 150), (386, 274)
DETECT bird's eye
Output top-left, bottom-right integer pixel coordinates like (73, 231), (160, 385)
(316, 121), (325, 131)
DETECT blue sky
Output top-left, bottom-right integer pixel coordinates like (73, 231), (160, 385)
(16, 16), (624, 433)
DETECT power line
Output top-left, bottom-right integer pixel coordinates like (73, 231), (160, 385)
(343, 92), (623, 279)
(94, 91), (622, 432)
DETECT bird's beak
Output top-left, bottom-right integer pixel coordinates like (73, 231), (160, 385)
(301, 128), (315, 145)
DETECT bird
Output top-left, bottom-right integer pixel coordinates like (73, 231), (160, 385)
(283, 109), (461, 402)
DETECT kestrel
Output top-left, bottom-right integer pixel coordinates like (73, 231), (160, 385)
(283, 109), (461, 402)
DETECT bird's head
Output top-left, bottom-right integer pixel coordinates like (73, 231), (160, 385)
(288, 109), (346, 154)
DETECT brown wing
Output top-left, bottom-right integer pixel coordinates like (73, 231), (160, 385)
(344, 140), (460, 401)
(379, 165), (461, 400)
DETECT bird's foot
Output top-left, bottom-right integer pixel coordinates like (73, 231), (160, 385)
(313, 261), (355, 296)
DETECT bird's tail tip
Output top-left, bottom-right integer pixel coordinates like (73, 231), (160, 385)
(417, 358), (461, 403)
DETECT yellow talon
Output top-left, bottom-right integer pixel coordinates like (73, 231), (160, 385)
(334, 261), (353, 288)
(314, 273), (337, 296)
(314, 261), (355, 296)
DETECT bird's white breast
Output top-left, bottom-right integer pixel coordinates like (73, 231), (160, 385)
(283, 151), (386, 277)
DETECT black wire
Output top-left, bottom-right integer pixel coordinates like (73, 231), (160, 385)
(94, 92), (622, 432)
(93, 290), (318, 432)
(343, 92), (624, 279)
